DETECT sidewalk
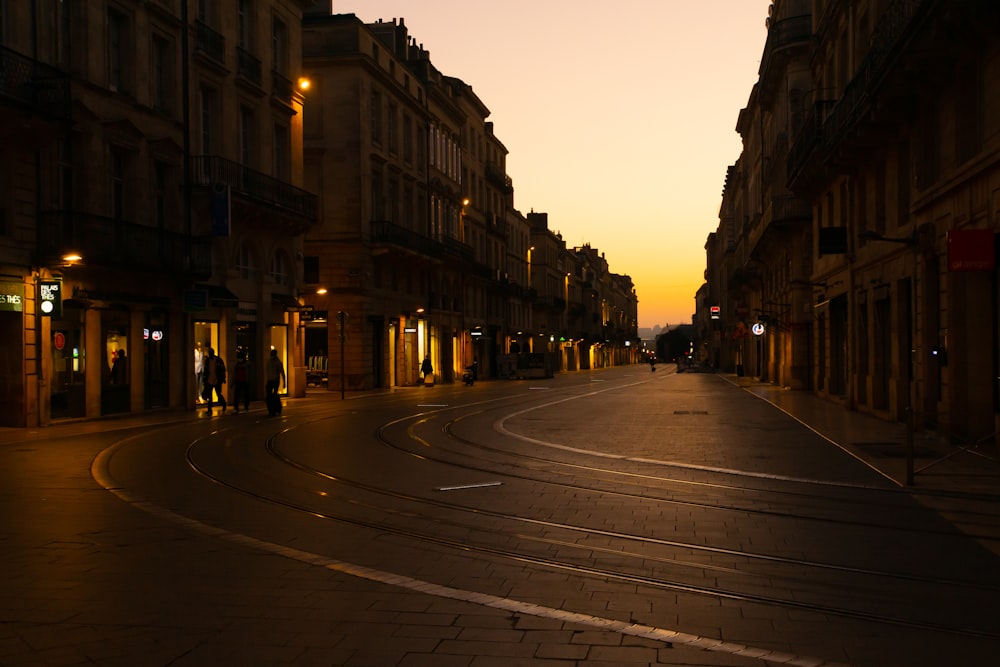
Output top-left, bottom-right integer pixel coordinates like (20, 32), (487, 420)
(734, 376), (1000, 554)
(735, 376), (1000, 494)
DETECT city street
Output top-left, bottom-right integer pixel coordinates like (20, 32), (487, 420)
(2, 367), (999, 666)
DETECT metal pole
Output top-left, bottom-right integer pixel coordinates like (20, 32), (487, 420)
(338, 310), (346, 400)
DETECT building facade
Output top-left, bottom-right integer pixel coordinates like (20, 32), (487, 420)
(701, 0), (1000, 447)
(301, 12), (639, 390)
(0, 0), (316, 427)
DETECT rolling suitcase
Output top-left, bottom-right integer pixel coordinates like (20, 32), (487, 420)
(266, 393), (283, 416)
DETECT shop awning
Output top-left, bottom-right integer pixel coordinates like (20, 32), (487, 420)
(272, 292), (303, 311)
(195, 284), (239, 307)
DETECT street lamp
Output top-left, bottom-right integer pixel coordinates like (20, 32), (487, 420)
(459, 198), (469, 242)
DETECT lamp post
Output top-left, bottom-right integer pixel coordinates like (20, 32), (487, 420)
(337, 309), (347, 400)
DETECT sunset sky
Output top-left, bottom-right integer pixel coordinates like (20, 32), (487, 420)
(330, 1), (772, 329)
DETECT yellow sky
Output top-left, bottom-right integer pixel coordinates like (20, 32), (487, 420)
(330, 1), (772, 329)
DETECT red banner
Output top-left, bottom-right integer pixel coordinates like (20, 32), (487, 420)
(948, 229), (994, 272)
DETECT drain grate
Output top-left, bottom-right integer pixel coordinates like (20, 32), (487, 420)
(673, 410), (709, 415)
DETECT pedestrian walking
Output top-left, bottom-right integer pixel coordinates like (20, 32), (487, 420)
(109, 349), (128, 384)
(203, 347), (227, 413)
(421, 355), (433, 385)
(265, 349), (285, 416)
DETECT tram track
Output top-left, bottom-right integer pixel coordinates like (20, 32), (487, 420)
(379, 407), (1000, 546)
(176, 415), (1000, 642)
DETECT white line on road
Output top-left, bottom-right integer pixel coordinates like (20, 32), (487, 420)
(435, 481), (503, 492)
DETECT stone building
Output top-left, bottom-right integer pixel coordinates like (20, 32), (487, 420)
(0, 0), (316, 426)
(301, 12), (639, 389)
(702, 0), (1000, 446)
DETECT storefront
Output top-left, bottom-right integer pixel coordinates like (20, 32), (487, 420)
(0, 279), (27, 427)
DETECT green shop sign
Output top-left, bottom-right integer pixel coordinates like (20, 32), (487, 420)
(0, 282), (23, 312)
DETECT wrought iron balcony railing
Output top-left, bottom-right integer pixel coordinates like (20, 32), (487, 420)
(190, 155), (317, 221)
(194, 20), (225, 65)
(272, 70), (293, 104)
(0, 45), (70, 120)
(371, 220), (441, 258)
(787, 0), (931, 181)
(371, 221), (495, 279)
(36, 210), (211, 277)
(236, 47), (262, 87)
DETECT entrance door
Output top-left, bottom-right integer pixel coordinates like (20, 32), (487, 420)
(101, 308), (130, 415)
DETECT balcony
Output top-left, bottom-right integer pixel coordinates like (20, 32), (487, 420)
(786, 99), (835, 187)
(194, 21), (225, 67)
(441, 235), (476, 265)
(760, 15), (812, 72)
(190, 155), (317, 222)
(371, 220), (442, 259)
(787, 0), (933, 186)
(272, 70), (293, 105)
(236, 47), (262, 88)
(485, 162), (512, 192)
(36, 210), (211, 278)
(765, 195), (812, 228)
(0, 45), (70, 121)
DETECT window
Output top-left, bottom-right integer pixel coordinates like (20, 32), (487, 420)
(955, 59), (982, 165)
(238, 0), (253, 49)
(57, 136), (73, 210)
(235, 242), (255, 280)
(272, 17), (287, 75)
(273, 123), (289, 180)
(270, 251), (288, 285)
(151, 35), (172, 114)
(388, 177), (398, 223)
(897, 140), (910, 228)
(55, 0), (71, 68)
(240, 105), (255, 167)
(371, 90), (383, 145)
(303, 256), (319, 284)
(197, 0), (212, 24)
(107, 8), (129, 93)
(388, 103), (398, 154)
(110, 147), (127, 219)
(372, 171), (384, 219)
(199, 86), (217, 154)
(154, 161), (168, 229)
(403, 115), (413, 163)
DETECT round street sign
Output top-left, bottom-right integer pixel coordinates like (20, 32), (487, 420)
(752, 322), (766, 336)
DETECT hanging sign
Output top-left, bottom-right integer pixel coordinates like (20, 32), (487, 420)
(948, 229), (994, 271)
